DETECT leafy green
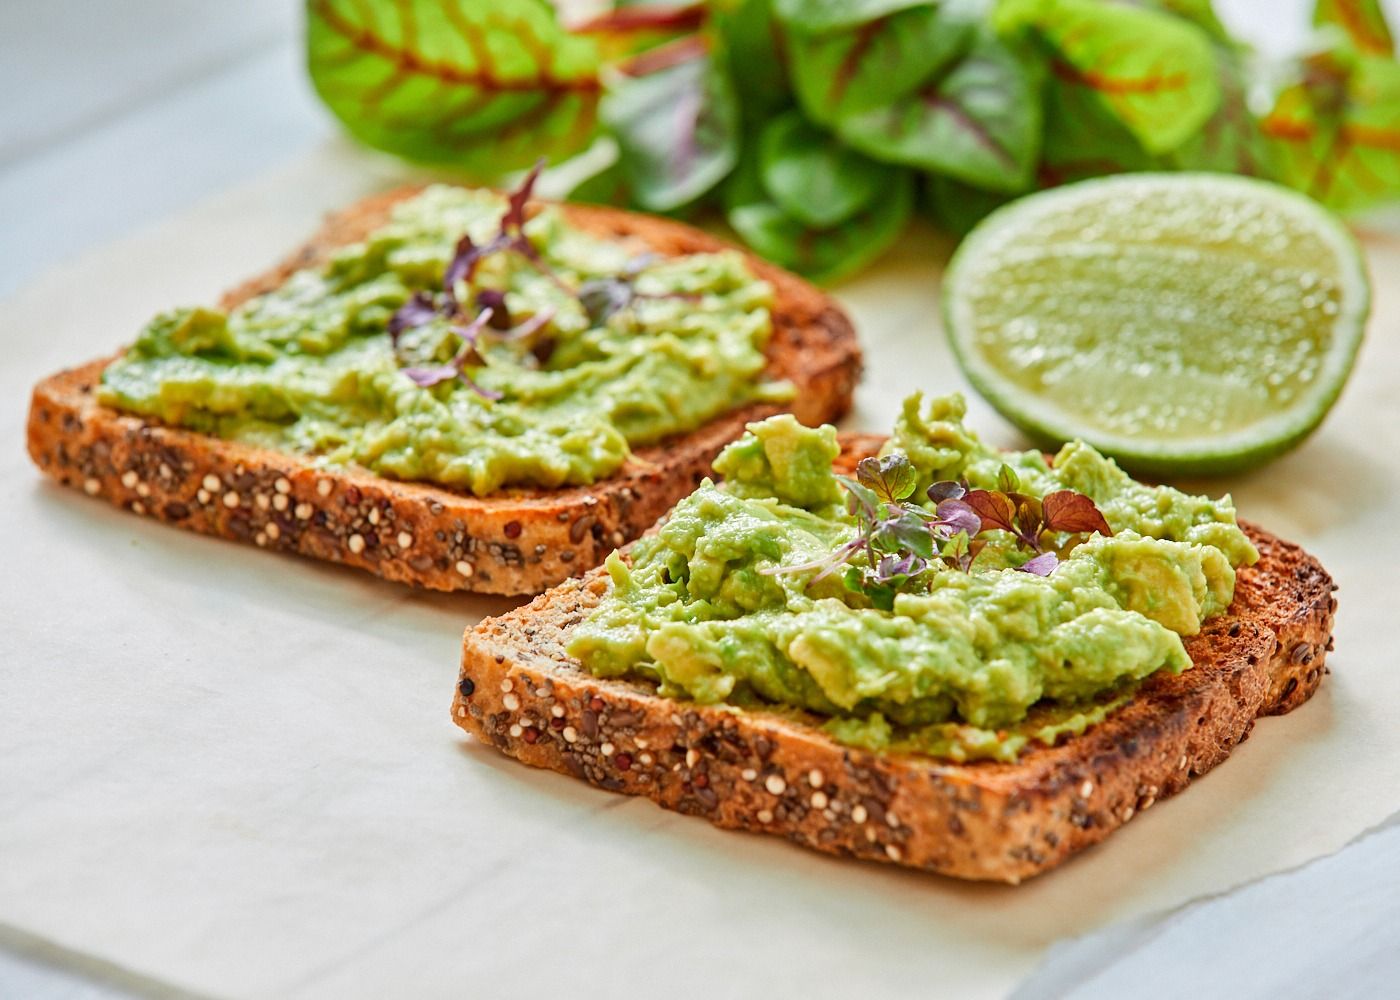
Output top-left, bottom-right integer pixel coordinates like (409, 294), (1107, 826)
(603, 49), (741, 211)
(834, 26), (1042, 191)
(999, 0), (1221, 155)
(758, 112), (893, 226)
(307, 0), (1400, 283)
(1315, 0), (1396, 56)
(307, 0), (601, 173)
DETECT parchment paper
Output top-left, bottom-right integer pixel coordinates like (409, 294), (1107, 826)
(3, 141), (1398, 999)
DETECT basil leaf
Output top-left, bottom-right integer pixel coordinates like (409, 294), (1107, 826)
(1263, 46), (1400, 213)
(307, 0), (601, 172)
(787, 6), (973, 126)
(773, 0), (930, 33)
(999, 0), (1221, 155)
(834, 27), (1042, 192)
(604, 52), (741, 212)
(727, 163), (914, 283)
(758, 112), (893, 227)
(1314, 0), (1395, 56)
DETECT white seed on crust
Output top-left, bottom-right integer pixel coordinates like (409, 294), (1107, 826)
(765, 774), (786, 796)
(1080, 780), (1095, 799)
(639, 753), (653, 766)
(601, 742), (615, 757)
(120, 470), (138, 489)
(1121, 807), (1135, 822)
(316, 478), (332, 497)
(685, 749), (700, 769)
(455, 704), (466, 718)
(562, 726), (578, 744)
(131, 501), (145, 516)
(757, 809), (774, 824)
(255, 493), (270, 511)
(456, 560), (475, 578)
(509, 724), (522, 738)
(811, 791), (828, 810)
(368, 507), (380, 525)
(397, 531), (413, 550)
(741, 768), (757, 782)
(851, 804), (868, 824)
(222, 491), (240, 509)
(196, 489), (210, 504)
(83, 478), (100, 495)
(255, 532), (267, 547)
(272, 493), (289, 512)
(1179, 755), (1189, 770)
(885, 843), (902, 862)
(274, 476), (291, 494)
(886, 810), (900, 829)
(136, 483), (151, 498)
(500, 679), (513, 693)
(503, 693), (520, 712)
(295, 502), (313, 520)
(551, 705), (565, 718)
(520, 716), (535, 728)
(347, 533), (366, 555)
(202, 474), (221, 492)
(808, 769), (825, 789)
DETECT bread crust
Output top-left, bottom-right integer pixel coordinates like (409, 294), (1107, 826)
(24, 192), (860, 595)
(451, 435), (1337, 882)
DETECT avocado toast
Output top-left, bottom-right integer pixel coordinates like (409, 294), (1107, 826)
(452, 401), (1335, 882)
(25, 180), (859, 595)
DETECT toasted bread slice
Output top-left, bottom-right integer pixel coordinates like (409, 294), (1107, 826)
(451, 434), (1336, 882)
(25, 192), (860, 595)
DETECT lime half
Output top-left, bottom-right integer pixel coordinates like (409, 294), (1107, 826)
(943, 173), (1370, 476)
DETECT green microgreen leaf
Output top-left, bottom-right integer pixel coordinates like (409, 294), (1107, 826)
(856, 453), (919, 503)
(307, 0), (601, 174)
(773, 0), (930, 33)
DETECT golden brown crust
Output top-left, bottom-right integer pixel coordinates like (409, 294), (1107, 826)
(451, 436), (1337, 882)
(24, 190), (860, 595)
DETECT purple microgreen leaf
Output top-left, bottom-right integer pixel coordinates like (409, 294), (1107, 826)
(997, 463), (1021, 495)
(935, 497), (982, 538)
(504, 158), (546, 235)
(881, 508), (935, 559)
(1042, 490), (1114, 537)
(475, 289), (512, 329)
(1016, 551), (1060, 576)
(1012, 494), (1045, 548)
(500, 305), (557, 342)
(388, 291), (444, 345)
(577, 276), (636, 326)
(856, 453), (918, 503)
(401, 364), (460, 388)
(963, 489), (1017, 533)
(927, 480), (966, 503)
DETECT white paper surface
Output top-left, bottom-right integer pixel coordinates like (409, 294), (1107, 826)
(3, 141), (1399, 999)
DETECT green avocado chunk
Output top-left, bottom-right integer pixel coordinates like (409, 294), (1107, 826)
(99, 186), (785, 496)
(568, 392), (1258, 762)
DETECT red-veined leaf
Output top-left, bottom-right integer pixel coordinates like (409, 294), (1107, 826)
(307, 0), (601, 174)
(1314, 0), (1395, 56)
(962, 489), (1016, 533)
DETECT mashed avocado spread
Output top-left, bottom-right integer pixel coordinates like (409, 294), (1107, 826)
(99, 185), (783, 495)
(567, 393), (1258, 762)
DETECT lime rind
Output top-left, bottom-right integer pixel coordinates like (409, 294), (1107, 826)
(943, 173), (1370, 477)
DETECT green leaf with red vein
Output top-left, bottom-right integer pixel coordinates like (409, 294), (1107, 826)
(999, 0), (1221, 155)
(773, 0), (929, 33)
(786, 6), (972, 127)
(1263, 46), (1400, 213)
(832, 27), (1042, 192)
(1314, 0), (1395, 56)
(307, 0), (601, 174)
(1170, 48), (1276, 178)
(603, 48), (741, 211)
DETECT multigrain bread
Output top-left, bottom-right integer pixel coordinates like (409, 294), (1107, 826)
(25, 192), (860, 596)
(452, 434), (1336, 883)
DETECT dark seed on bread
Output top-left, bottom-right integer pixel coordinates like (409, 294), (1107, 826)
(451, 435), (1337, 883)
(26, 193), (861, 596)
